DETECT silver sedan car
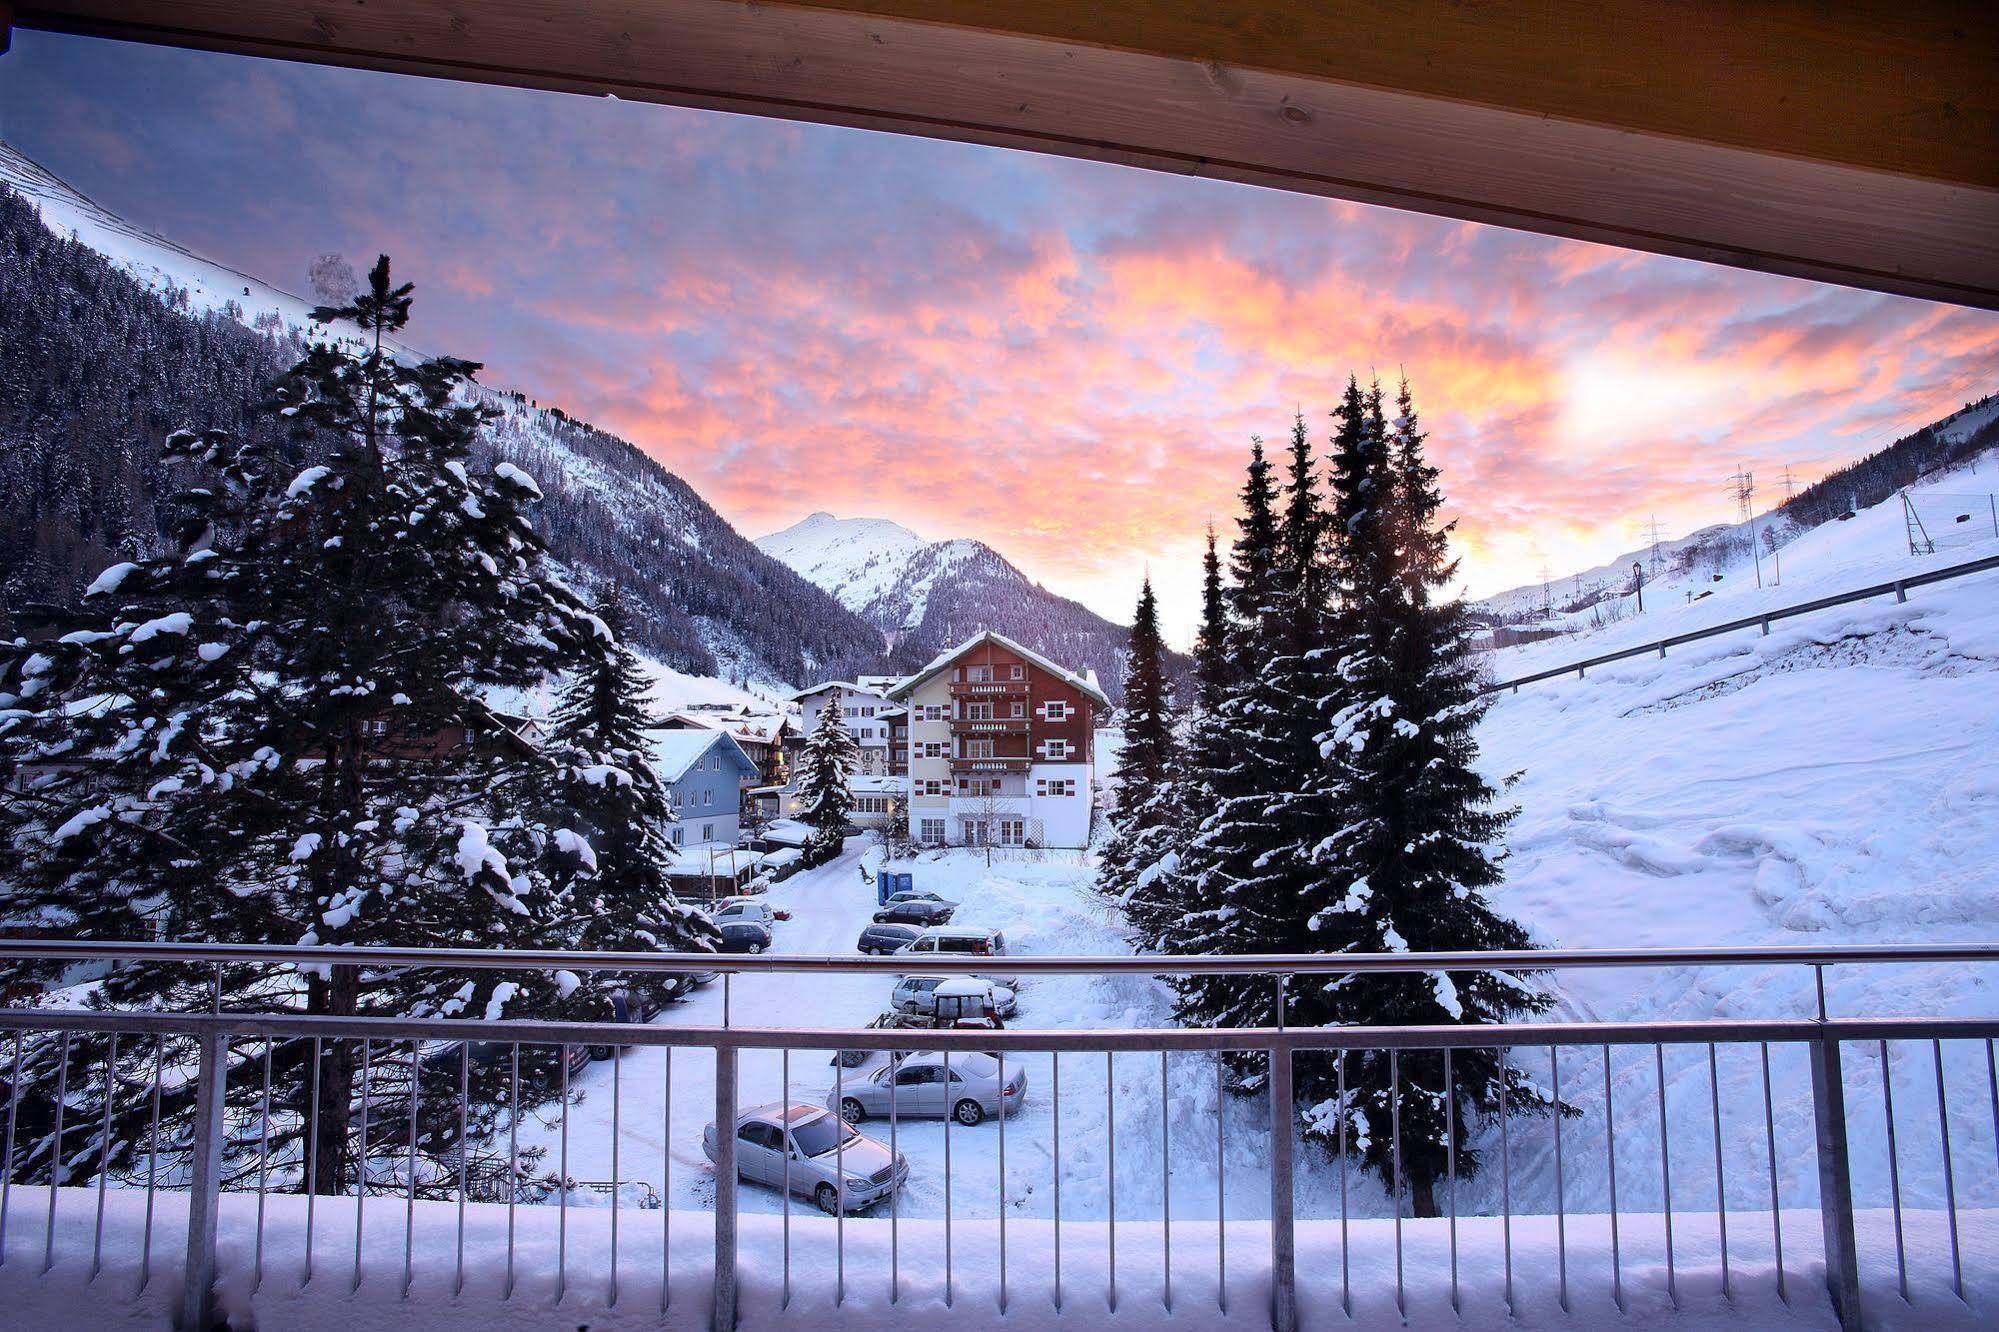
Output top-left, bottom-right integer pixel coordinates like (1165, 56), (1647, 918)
(702, 1102), (908, 1214)
(830, 1051), (1027, 1127)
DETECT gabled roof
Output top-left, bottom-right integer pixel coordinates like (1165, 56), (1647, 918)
(786, 679), (894, 703)
(644, 727), (759, 783)
(884, 629), (1112, 708)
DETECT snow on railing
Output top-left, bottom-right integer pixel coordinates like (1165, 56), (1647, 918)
(0, 941), (1995, 1331)
(1484, 550), (1999, 695)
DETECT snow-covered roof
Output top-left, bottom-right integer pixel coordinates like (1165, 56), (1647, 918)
(659, 709), (788, 743)
(645, 728), (759, 783)
(787, 679), (894, 703)
(885, 629), (1112, 708)
(849, 775), (908, 795)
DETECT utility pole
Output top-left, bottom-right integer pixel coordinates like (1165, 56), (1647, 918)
(1729, 465), (1763, 589)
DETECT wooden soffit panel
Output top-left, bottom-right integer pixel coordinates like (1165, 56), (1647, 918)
(12, 0), (1999, 307)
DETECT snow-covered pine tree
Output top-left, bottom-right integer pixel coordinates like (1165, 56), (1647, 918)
(1094, 576), (1176, 928)
(0, 257), (616, 1197)
(550, 587), (718, 996)
(1163, 431), (1335, 1069)
(1303, 374), (1556, 1215)
(795, 701), (858, 858)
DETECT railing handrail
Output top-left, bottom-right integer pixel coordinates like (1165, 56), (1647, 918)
(1, 937), (1995, 975)
(1483, 549), (1999, 694)
(5, 1006), (1997, 1051)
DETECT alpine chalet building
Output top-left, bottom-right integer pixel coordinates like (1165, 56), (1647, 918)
(888, 630), (1108, 849)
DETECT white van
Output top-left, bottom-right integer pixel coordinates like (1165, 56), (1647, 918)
(900, 926), (1016, 988)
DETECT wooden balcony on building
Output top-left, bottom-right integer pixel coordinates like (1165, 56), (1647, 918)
(950, 680), (1029, 697)
(949, 755), (1032, 772)
(952, 717), (1030, 734)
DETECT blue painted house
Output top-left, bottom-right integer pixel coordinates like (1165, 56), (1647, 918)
(646, 728), (760, 850)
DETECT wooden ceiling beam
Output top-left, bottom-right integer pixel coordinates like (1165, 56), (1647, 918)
(14, 0), (1999, 308)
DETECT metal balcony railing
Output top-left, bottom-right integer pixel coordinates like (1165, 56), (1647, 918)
(0, 939), (1993, 1332)
(1485, 550), (1999, 695)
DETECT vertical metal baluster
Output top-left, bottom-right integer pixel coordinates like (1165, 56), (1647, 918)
(889, 1047), (898, 1306)
(1656, 1043), (1676, 1309)
(90, 1033), (117, 1282)
(304, 1036), (320, 1288)
(1709, 1043), (1729, 1300)
(255, 1039), (272, 1293)
(1053, 1051), (1062, 1311)
(836, 1058), (845, 1309)
(723, 973), (731, 1028)
(1881, 1039), (1908, 1301)
(0, 1033), (21, 1267)
(1391, 1047), (1403, 1317)
(1338, 1048), (1350, 1319)
(1216, 1047), (1226, 1317)
(455, 1044), (468, 1299)
(1106, 1049), (1116, 1313)
(141, 1035), (163, 1292)
(1932, 1039), (1963, 1302)
(1445, 1047), (1457, 1314)
(1987, 1040), (1997, 1175)
(557, 1046), (570, 1305)
(1551, 1044), (1566, 1312)
(999, 1047), (1009, 1316)
(403, 1040), (418, 1301)
(671, 1040), (679, 1312)
(1760, 1042), (1785, 1304)
(354, 1038), (370, 1294)
(505, 1043), (519, 1301)
(1605, 1044), (1623, 1312)
(781, 1047), (791, 1310)
(1499, 1044), (1512, 1315)
(45, 1030), (70, 1275)
(83, 1034), (116, 1283)
(610, 1045), (621, 1309)
(944, 1049), (954, 1308)
(1159, 1049), (1169, 1313)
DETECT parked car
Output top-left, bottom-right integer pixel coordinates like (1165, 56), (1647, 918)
(427, 1038), (591, 1077)
(885, 889), (954, 907)
(856, 922), (922, 955)
(872, 896), (955, 927)
(715, 920), (773, 954)
(702, 1102), (908, 1214)
(717, 895), (789, 921)
(898, 925), (1017, 987)
(587, 989), (659, 1062)
(831, 1050), (1026, 1126)
(891, 973), (1017, 1020)
(713, 899), (778, 929)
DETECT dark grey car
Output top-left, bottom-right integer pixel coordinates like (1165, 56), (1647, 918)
(856, 922), (922, 955)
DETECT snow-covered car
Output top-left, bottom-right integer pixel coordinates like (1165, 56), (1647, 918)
(715, 921), (772, 954)
(716, 894), (789, 921)
(856, 922), (922, 955)
(891, 974), (1017, 1020)
(713, 899), (777, 929)
(702, 1102), (908, 1214)
(831, 1050), (1026, 1127)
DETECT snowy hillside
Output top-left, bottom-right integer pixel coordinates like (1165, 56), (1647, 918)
(1479, 389), (1999, 624)
(1468, 454), (1999, 1222)
(757, 512), (1162, 701)
(0, 140), (894, 689)
(0, 140), (416, 362)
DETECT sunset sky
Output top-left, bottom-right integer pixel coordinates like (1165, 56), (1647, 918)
(6, 33), (1997, 645)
